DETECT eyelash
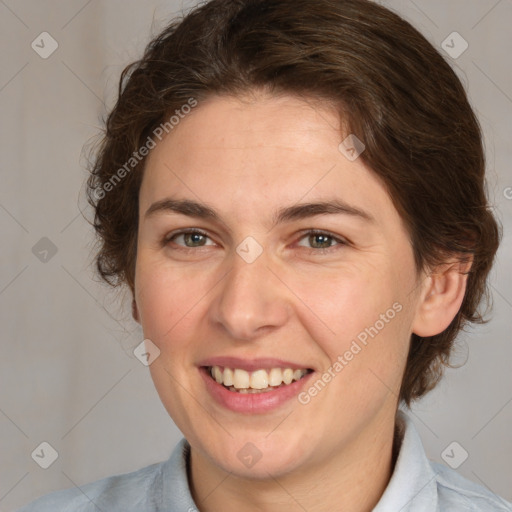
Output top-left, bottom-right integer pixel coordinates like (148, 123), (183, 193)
(163, 229), (349, 254)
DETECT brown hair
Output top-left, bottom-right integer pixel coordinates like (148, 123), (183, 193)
(87, 0), (501, 405)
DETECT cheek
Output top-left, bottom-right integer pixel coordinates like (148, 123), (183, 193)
(287, 263), (412, 398)
(134, 256), (208, 423)
(134, 255), (208, 348)
(287, 264), (397, 348)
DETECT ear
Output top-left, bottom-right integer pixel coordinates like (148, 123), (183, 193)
(132, 298), (141, 324)
(412, 257), (473, 337)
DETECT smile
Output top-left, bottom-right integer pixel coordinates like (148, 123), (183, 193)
(208, 365), (313, 393)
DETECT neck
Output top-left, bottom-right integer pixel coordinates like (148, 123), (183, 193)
(188, 408), (400, 512)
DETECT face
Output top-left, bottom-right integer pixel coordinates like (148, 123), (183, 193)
(134, 92), (425, 479)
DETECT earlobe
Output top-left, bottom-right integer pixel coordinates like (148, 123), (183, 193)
(412, 259), (472, 337)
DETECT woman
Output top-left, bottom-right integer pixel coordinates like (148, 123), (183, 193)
(18, 0), (510, 510)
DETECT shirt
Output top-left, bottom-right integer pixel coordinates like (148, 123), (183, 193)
(17, 411), (512, 511)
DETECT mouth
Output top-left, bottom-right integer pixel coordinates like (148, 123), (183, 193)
(205, 365), (314, 394)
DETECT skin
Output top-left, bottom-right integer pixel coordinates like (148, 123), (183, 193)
(133, 91), (469, 512)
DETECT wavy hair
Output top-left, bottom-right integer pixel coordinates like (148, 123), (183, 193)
(86, 0), (501, 405)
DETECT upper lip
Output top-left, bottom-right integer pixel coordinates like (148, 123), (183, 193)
(198, 356), (313, 372)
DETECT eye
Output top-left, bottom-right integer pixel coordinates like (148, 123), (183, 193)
(164, 229), (215, 249)
(163, 228), (348, 253)
(296, 230), (348, 252)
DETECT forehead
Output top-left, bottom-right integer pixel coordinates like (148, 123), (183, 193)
(140, 93), (401, 230)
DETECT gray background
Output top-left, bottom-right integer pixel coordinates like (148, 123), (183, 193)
(0, 0), (511, 510)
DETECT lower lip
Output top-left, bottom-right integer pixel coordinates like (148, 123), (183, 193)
(200, 367), (314, 414)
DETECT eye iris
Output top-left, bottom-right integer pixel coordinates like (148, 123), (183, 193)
(310, 234), (332, 249)
(185, 232), (205, 247)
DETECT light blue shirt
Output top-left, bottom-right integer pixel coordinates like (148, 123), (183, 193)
(17, 411), (512, 511)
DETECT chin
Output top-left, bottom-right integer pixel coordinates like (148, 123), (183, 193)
(198, 430), (312, 480)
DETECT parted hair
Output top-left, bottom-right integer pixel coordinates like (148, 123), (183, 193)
(87, 0), (501, 405)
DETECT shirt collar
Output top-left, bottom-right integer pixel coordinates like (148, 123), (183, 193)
(373, 410), (439, 511)
(161, 437), (197, 510)
(160, 410), (439, 511)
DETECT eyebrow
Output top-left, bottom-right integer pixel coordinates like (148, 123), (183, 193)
(144, 197), (375, 227)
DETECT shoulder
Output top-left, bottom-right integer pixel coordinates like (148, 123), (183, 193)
(381, 411), (512, 512)
(431, 461), (512, 511)
(16, 460), (166, 512)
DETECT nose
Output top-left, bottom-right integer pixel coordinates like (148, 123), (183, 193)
(209, 248), (291, 342)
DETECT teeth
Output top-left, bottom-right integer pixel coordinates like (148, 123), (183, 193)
(282, 368), (293, 385)
(209, 365), (309, 392)
(268, 368), (282, 386)
(250, 369), (269, 389)
(213, 366), (223, 384)
(233, 368), (250, 389)
(223, 367), (234, 386)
